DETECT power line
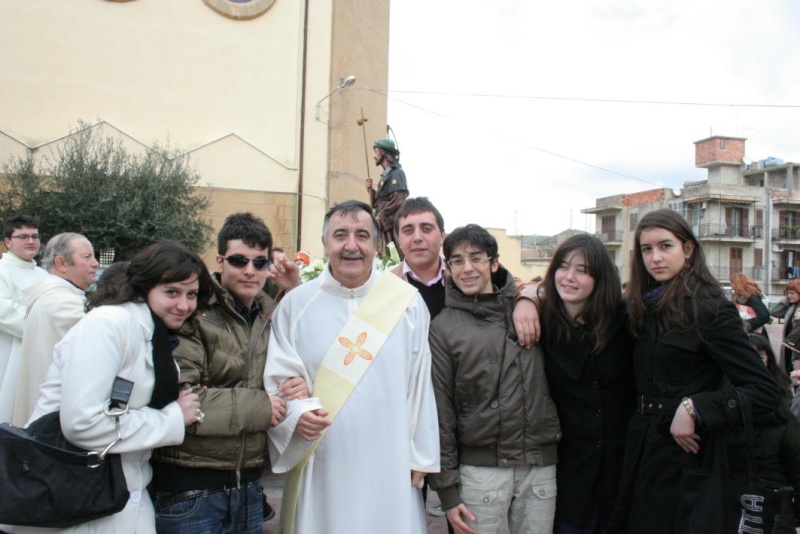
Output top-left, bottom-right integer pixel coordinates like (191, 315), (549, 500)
(366, 88), (671, 189)
(387, 90), (800, 109)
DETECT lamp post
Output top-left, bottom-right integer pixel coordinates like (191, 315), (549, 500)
(298, 75), (358, 252)
(315, 75), (357, 120)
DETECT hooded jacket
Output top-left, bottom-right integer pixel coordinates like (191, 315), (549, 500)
(150, 274), (273, 488)
(428, 265), (561, 510)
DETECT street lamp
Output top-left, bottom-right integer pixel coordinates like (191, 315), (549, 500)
(315, 75), (357, 120)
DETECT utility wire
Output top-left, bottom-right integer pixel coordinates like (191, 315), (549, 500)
(388, 90), (800, 109)
(363, 88), (671, 189)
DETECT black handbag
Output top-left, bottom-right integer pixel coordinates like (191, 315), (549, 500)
(0, 377), (134, 527)
(674, 390), (793, 534)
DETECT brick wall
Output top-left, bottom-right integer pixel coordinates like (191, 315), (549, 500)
(623, 189), (667, 206)
(694, 137), (745, 167)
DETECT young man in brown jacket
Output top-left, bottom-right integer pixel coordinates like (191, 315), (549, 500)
(429, 224), (561, 534)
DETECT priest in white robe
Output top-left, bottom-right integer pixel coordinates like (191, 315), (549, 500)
(264, 200), (439, 534)
(0, 216), (47, 422)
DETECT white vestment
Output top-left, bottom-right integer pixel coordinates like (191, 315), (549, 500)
(12, 274), (86, 426)
(265, 267), (440, 534)
(0, 251), (47, 422)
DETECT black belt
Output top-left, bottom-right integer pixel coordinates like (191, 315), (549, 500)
(157, 488), (227, 509)
(637, 396), (680, 416)
(157, 481), (257, 510)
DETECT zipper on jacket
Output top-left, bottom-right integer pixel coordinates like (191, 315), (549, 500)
(236, 436), (246, 488)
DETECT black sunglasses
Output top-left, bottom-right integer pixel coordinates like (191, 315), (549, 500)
(221, 254), (270, 271)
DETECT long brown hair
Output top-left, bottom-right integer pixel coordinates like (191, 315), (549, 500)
(628, 209), (719, 336)
(541, 233), (621, 353)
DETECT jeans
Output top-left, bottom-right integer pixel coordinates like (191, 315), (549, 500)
(154, 480), (263, 534)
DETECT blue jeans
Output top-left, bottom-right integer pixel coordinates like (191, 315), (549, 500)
(154, 480), (263, 534)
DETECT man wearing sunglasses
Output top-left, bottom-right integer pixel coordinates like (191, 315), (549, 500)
(0, 214), (47, 423)
(151, 212), (303, 533)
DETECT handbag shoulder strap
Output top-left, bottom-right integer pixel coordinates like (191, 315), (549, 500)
(733, 389), (761, 484)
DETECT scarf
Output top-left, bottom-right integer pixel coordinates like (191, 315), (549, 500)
(642, 284), (668, 307)
(148, 311), (180, 409)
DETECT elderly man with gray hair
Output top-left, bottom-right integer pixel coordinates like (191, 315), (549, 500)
(8, 232), (98, 425)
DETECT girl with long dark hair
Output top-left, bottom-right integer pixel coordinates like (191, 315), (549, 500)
(539, 234), (636, 533)
(611, 209), (781, 533)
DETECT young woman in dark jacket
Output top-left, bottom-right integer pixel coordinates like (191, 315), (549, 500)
(539, 234), (636, 533)
(610, 209), (782, 534)
(724, 334), (800, 534)
(771, 279), (800, 374)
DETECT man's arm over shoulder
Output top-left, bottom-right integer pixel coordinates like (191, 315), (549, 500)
(172, 317), (272, 437)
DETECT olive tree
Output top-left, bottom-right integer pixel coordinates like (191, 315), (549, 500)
(0, 123), (212, 260)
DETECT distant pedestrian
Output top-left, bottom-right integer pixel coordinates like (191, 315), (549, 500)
(771, 280), (800, 375)
(730, 272), (769, 334)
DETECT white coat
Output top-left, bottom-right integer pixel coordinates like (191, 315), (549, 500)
(14, 301), (186, 534)
(12, 274), (86, 426)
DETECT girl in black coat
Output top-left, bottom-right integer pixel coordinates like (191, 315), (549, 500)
(610, 209), (782, 534)
(539, 234), (636, 534)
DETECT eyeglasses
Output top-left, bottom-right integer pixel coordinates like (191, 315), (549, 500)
(9, 234), (39, 241)
(447, 256), (493, 269)
(221, 254), (270, 271)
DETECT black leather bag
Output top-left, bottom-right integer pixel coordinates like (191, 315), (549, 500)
(0, 377), (133, 527)
(674, 391), (793, 534)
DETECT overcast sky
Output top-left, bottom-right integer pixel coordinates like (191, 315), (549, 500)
(384, 0), (800, 236)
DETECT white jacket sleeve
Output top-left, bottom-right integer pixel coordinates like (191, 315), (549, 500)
(58, 310), (185, 454)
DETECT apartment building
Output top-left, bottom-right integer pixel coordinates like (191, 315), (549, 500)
(582, 136), (799, 297)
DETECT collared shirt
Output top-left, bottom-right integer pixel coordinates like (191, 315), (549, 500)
(402, 257), (446, 287)
(233, 296), (261, 329)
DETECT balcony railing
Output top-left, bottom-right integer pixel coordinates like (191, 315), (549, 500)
(774, 266), (800, 281)
(709, 266), (764, 282)
(595, 230), (622, 243)
(696, 224), (758, 238)
(773, 227), (800, 240)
